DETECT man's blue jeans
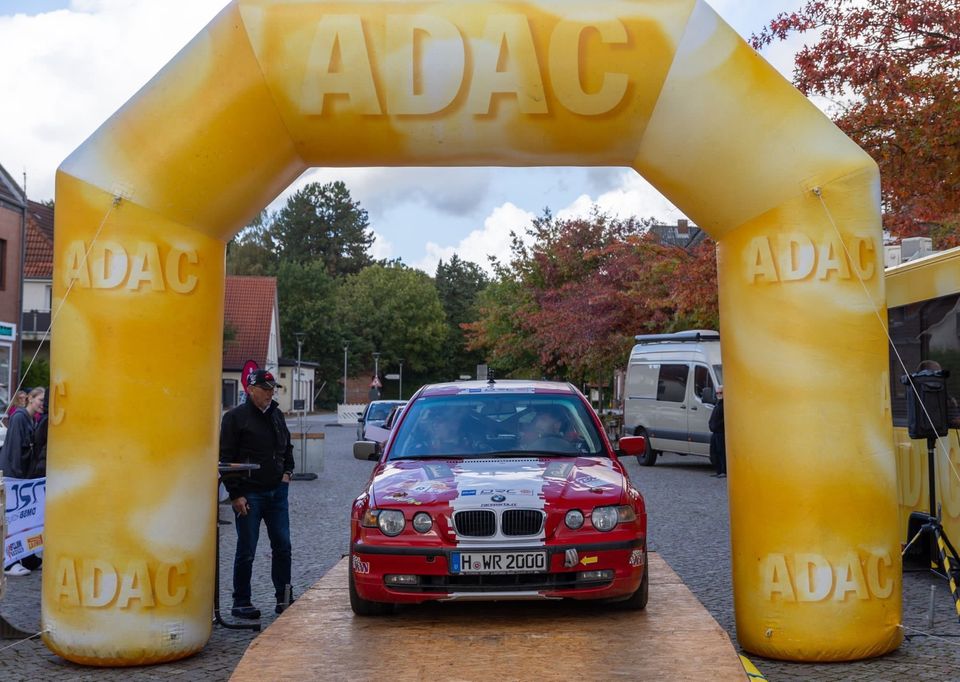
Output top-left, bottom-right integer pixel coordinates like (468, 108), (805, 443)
(232, 483), (291, 606)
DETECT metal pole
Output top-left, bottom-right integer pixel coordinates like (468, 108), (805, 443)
(399, 360), (403, 399)
(343, 343), (348, 404)
(292, 333), (316, 481)
(373, 352), (381, 398)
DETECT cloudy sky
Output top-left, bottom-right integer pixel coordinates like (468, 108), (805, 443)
(0, 0), (808, 274)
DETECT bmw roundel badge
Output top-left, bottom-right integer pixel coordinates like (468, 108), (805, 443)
(491, 494), (507, 502)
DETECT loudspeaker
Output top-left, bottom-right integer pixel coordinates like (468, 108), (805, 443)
(901, 370), (950, 440)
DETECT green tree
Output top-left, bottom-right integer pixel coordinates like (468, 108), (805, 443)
(270, 181), (375, 276)
(21, 357), (50, 390)
(276, 260), (340, 407)
(435, 255), (489, 379)
(227, 209), (278, 276)
(336, 264), (447, 391)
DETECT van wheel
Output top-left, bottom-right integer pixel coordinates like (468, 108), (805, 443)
(635, 427), (658, 466)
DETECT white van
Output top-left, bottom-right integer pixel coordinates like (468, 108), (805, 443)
(622, 330), (722, 466)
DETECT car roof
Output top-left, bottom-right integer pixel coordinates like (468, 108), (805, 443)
(416, 380), (578, 397)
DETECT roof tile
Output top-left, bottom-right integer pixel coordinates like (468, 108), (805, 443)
(223, 276), (278, 370)
(25, 201), (54, 279)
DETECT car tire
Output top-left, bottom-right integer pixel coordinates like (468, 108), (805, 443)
(349, 568), (395, 616)
(616, 560), (649, 610)
(635, 427), (659, 466)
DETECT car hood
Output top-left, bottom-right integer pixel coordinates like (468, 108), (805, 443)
(370, 457), (626, 509)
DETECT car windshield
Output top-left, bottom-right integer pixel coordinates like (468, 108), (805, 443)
(388, 393), (606, 460)
(367, 403), (398, 421)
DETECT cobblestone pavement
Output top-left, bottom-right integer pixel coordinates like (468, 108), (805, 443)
(623, 452), (960, 681)
(2, 425), (959, 680)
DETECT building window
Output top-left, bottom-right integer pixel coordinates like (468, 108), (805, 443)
(222, 379), (238, 409)
(0, 239), (6, 291)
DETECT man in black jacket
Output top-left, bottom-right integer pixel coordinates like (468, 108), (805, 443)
(220, 369), (295, 619)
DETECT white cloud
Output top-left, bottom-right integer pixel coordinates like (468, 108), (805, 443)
(0, 1), (225, 199)
(413, 203), (535, 276)
(556, 171), (684, 224)
(370, 231), (394, 261)
(275, 167), (493, 221)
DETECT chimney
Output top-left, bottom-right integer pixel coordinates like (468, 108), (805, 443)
(677, 219), (689, 235)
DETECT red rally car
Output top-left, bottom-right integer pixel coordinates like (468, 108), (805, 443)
(350, 379), (650, 615)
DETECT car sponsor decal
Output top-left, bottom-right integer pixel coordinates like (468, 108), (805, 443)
(543, 462), (575, 479)
(580, 556), (598, 566)
(352, 555), (371, 575)
(450, 461), (547, 546)
(424, 463), (453, 480)
(629, 550), (645, 567)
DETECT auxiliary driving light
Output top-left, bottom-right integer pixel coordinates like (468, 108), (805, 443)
(412, 512), (433, 533)
(385, 574), (420, 586)
(565, 509), (585, 530)
(577, 570), (614, 582)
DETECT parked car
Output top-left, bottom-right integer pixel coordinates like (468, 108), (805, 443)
(361, 402), (406, 450)
(357, 400), (407, 442)
(350, 379), (649, 615)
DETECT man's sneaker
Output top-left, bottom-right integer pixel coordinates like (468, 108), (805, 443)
(4, 562), (31, 576)
(231, 604), (261, 619)
(275, 596), (296, 614)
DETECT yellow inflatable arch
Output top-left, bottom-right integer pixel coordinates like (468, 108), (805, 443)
(44, 0), (901, 665)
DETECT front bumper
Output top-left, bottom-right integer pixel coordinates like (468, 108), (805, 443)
(350, 538), (646, 604)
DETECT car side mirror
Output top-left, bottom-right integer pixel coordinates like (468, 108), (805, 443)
(353, 440), (380, 461)
(618, 435), (647, 457)
(701, 387), (716, 405)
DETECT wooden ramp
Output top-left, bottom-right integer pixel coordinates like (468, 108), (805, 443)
(231, 553), (747, 681)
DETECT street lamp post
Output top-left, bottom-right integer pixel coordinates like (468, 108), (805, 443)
(372, 352), (381, 398)
(342, 342), (349, 404)
(292, 332), (316, 481)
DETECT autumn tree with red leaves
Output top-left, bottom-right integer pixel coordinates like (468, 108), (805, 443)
(753, 0), (960, 247)
(464, 211), (718, 384)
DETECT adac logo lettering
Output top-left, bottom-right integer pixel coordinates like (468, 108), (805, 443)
(62, 241), (199, 293)
(761, 552), (895, 602)
(301, 15), (629, 117)
(746, 234), (877, 284)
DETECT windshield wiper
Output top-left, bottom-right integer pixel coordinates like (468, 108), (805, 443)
(483, 450), (571, 458)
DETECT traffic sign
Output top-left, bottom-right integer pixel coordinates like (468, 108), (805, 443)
(385, 373), (400, 380)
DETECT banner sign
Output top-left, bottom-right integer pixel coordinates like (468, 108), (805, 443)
(4, 476), (45, 567)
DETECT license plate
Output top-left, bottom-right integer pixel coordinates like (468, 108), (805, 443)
(451, 551), (547, 574)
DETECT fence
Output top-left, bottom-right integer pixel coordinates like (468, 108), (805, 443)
(338, 403), (365, 426)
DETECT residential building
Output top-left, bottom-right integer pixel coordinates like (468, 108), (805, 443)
(22, 200), (54, 365)
(648, 219), (708, 250)
(222, 275), (315, 413)
(0, 163), (26, 400)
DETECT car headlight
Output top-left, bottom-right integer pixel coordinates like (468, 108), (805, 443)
(377, 509), (406, 536)
(565, 509), (585, 530)
(591, 505), (635, 531)
(412, 512), (433, 533)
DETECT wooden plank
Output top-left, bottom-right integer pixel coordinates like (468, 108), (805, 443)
(232, 554), (746, 681)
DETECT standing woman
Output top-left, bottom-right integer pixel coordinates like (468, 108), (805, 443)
(1, 387), (45, 576)
(4, 390), (27, 425)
